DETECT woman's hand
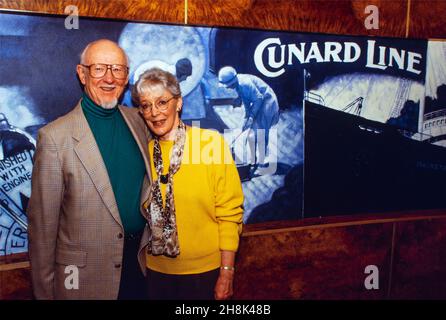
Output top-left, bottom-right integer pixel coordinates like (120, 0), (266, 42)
(214, 269), (235, 300)
(216, 250), (236, 300)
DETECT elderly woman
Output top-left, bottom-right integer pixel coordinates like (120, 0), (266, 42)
(132, 68), (244, 300)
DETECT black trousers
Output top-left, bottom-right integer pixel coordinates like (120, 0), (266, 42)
(146, 268), (220, 300)
(117, 232), (147, 300)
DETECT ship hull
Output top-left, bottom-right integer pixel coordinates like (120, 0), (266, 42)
(304, 101), (446, 217)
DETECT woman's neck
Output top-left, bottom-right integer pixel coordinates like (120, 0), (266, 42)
(159, 128), (177, 141)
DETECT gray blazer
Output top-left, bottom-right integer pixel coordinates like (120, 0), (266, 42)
(27, 103), (151, 300)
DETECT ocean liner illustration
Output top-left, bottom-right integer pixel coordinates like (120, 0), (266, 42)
(304, 58), (446, 217)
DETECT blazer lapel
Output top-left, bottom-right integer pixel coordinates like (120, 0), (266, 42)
(119, 106), (152, 213)
(71, 103), (123, 227)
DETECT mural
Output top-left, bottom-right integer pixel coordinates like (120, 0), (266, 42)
(303, 38), (446, 217)
(0, 12), (304, 255)
(0, 11), (444, 256)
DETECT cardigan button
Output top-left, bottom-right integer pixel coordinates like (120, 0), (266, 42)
(114, 263), (121, 268)
(117, 233), (123, 239)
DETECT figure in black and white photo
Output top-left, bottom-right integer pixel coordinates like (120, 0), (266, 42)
(218, 66), (279, 176)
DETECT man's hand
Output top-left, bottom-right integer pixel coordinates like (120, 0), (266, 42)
(214, 269), (234, 300)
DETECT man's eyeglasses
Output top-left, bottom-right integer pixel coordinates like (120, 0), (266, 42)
(81, 64), (129, 79)
(140, 96), (177, 113)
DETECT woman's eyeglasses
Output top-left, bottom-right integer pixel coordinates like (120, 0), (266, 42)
(140, 96), (176, 113)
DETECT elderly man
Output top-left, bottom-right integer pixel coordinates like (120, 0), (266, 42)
(27, 39), (151, 300)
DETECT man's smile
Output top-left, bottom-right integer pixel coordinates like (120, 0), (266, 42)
(100, 86), (116, 92)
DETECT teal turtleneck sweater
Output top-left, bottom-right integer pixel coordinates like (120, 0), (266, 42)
(81, 93), (146, 234)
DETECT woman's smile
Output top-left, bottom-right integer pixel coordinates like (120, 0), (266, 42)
(151, 119), (167, 127)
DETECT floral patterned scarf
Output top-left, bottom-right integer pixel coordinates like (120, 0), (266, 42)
(146, 121), (186, 257)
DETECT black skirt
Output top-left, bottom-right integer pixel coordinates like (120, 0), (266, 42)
(146, 268), (220, 300)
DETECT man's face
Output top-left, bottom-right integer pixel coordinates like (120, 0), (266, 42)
(76, 41), (128, 108)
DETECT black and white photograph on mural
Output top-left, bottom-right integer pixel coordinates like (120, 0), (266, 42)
(303, 36), (446, 217)
(1, 11), (445, 256)
(0, 59), (39, 255)
(422, 41), (446, 147)
(0, 12), (305, 255)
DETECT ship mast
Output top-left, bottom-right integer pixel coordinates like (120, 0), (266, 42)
(390, 78), (411, 119)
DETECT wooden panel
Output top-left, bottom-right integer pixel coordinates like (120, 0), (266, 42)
(0, 0), (185, 23)
(2, 0), (446, 40)
(188, 0), (407, 37)
(390, 218), (446, 299)
(0, 267), (32, 300)
(0, 253), (31, 300)
(243, 209), (446, 234)
(3, 216), (446, 299)
(234, 223), (393, 299)
(0, 252), (28, 265)
(410, 0), (446, 38)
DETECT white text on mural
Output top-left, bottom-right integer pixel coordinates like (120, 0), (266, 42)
(0, 152), (32, 192)
(254, 38), (423, 77)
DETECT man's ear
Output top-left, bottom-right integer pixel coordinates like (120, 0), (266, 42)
(76, 64), (87, 85)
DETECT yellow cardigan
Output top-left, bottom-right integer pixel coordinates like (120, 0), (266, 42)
(146, 127), (244, 274)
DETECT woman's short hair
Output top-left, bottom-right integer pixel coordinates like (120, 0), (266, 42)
(131, 67), (181, 106)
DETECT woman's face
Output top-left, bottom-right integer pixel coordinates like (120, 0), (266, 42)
(138, 83), (182, 141)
